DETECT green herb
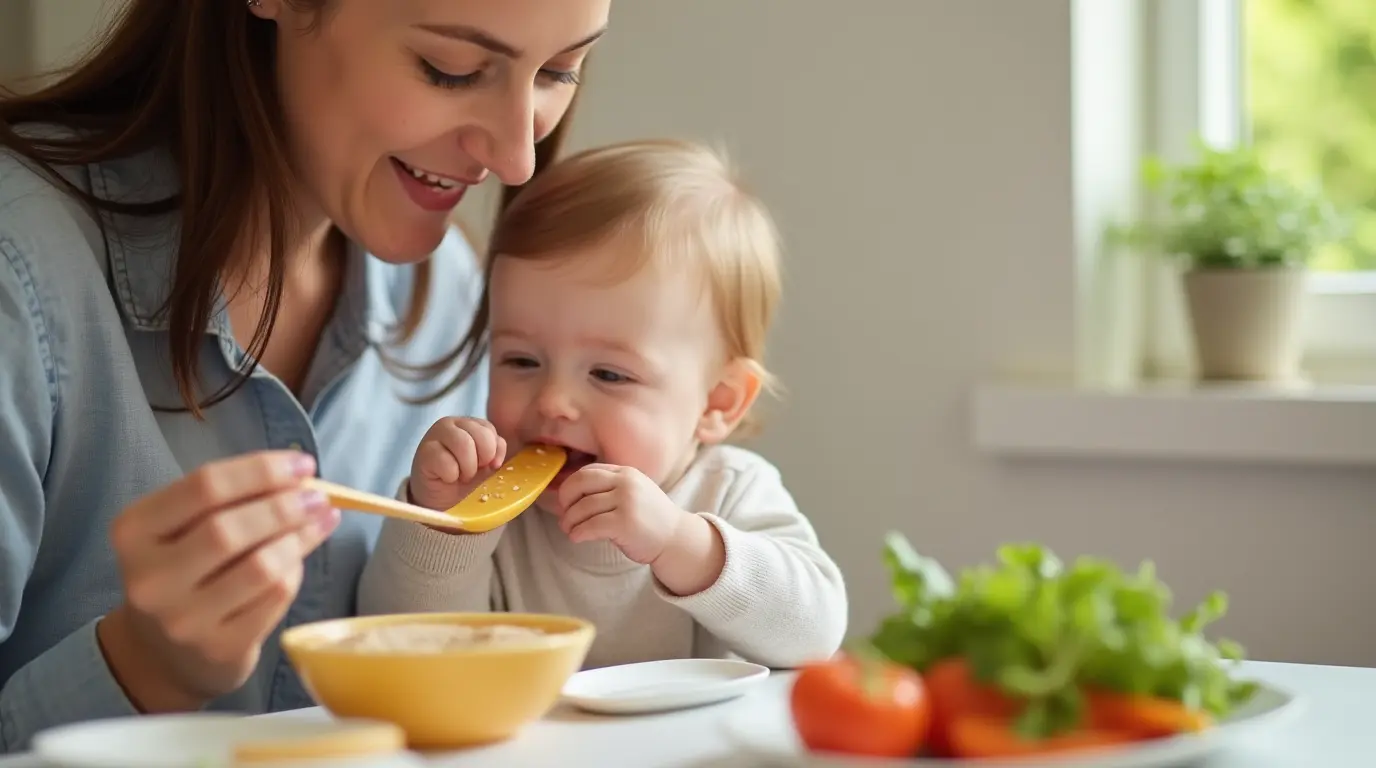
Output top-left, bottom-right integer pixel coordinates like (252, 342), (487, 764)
(868, 533), (1259, 739)
(1109, 137), (1350, 270)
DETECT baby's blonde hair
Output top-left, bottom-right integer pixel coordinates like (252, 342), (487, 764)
(456, 138), (784, 437)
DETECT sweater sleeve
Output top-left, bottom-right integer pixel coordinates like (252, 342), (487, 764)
(653, 459), (848, 668)
(356, 504), (505, 615)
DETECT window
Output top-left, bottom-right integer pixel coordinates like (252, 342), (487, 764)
(1150, 0), (1376, 378)
(973, 0), (1376, 464)
(1246, 0), (1376, 275)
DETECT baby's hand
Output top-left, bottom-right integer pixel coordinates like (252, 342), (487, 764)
(556, 464), (686, 564)
(408, 417), (508, 510)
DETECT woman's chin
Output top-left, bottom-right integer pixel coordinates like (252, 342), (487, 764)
(357, 219), (451, 264)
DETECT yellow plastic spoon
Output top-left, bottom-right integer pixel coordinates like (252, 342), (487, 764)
(303, 444), (568, 533)
(442, 443), (568, 531)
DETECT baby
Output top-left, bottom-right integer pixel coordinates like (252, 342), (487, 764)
(358, 139), (848, 670)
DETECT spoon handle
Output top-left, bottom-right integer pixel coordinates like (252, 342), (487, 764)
(302, 478), (470, 530)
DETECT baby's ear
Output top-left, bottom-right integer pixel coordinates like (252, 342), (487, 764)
(696, 358), (763, 445)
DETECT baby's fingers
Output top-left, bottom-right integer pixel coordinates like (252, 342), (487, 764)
(416, 440), (461, 485)
(568, 512), (620, 545)
(434, 420), (483, 481)
(560, 491), (616, 535)
(462, 420), (504, 468)
(557, 464), (619, 514)
(490, 435), (509, 470)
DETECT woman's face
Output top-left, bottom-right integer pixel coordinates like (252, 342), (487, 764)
(253, 0), (610, 262)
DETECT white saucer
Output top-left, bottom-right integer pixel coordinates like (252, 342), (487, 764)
(561, 658), (771, 715)
(32, 712), (422, 768)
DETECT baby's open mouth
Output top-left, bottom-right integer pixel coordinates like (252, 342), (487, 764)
(539, 447), (597, 485)
(564, 449), (597, 470)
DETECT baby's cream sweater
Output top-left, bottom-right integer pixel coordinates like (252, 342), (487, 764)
(357, 445), (848, 669)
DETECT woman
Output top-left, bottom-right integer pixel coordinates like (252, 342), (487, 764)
(0, 0), (610, 751)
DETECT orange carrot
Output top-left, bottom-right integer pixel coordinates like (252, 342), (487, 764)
(948, 714), (1138, 759)
(1085, 689), (1214, 738)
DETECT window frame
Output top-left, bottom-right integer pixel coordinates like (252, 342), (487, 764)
(1149, 0), (1376, 380)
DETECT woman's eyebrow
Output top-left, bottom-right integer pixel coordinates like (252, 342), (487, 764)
(415, 24), (608, 59)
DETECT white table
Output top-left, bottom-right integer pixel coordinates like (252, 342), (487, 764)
(2, 660), (1371, 767)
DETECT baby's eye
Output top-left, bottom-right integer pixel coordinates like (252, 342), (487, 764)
(501, 356), (539, 369)
(591, 368), (631, 384)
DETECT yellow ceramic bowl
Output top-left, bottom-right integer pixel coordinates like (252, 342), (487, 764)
(280, 612), (595, 749)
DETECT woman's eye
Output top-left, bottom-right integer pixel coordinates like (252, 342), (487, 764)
(502, 356), (539, 369)
(539, 68), (582, 86)
(591, 368), (630, 384)
(419, 59), (481, 89)
(420, 58), (578, 90)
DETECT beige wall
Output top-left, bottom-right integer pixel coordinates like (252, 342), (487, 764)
(30, 0), (117, 73)
(0, 2), (31, 84)
(16, 0), (1375, 667)
(1, 0), (117, 82)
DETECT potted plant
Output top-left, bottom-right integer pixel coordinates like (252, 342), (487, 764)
(1119, 140), (1349, 383)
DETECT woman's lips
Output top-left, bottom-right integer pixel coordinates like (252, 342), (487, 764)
(390, 157), (470, 212)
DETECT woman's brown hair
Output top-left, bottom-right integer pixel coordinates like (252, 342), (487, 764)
(0, 0), (572, 417)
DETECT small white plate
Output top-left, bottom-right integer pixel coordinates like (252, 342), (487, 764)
(723, 682), (1306, 767)
(561, 658), (771, 715)
(32, 712), (422, 768)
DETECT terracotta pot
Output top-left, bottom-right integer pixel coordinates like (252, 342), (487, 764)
(1182, 266), (1308, 382)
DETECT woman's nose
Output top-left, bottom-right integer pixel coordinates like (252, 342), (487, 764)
(461, 86), (537, 186)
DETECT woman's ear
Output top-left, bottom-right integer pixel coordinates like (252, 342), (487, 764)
(247, 0), (282, 21)
(696, 359), (763, 445)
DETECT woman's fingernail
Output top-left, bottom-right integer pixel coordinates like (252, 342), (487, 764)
(290, 452), (317, 477)
(313, 507), (341, 535)
(298, 489), (329, 513)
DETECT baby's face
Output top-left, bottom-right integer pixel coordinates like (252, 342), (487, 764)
(486, 234), (725, 507)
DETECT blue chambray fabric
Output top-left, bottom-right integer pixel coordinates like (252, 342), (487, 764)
(0, 140), (488, 752)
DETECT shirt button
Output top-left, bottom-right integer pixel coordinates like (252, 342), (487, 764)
(288, 442), (303, 451)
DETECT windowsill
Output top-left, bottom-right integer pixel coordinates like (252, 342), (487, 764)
(972, 379), (1376, 466)
(1308, 271), (1376, 296)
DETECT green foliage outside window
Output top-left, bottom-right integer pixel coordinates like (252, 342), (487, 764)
(1247, 0), (1376, 271)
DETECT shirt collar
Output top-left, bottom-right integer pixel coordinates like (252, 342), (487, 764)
(89, 146), (387, 339)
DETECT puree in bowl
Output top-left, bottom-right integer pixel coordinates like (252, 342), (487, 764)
(325, 622), (549, 653)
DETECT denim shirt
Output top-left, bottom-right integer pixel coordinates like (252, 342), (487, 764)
(0, 141), (489, 752)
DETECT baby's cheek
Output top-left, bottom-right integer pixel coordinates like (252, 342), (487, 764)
(485, 391), (523, 437)
(606, 412), (679, 482)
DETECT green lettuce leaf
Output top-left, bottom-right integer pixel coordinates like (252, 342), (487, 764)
(867, 534), (1259, 739)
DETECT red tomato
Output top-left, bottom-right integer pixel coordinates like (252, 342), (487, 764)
(922, 657), (1019, 757)
(789, 653), (932, 758)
